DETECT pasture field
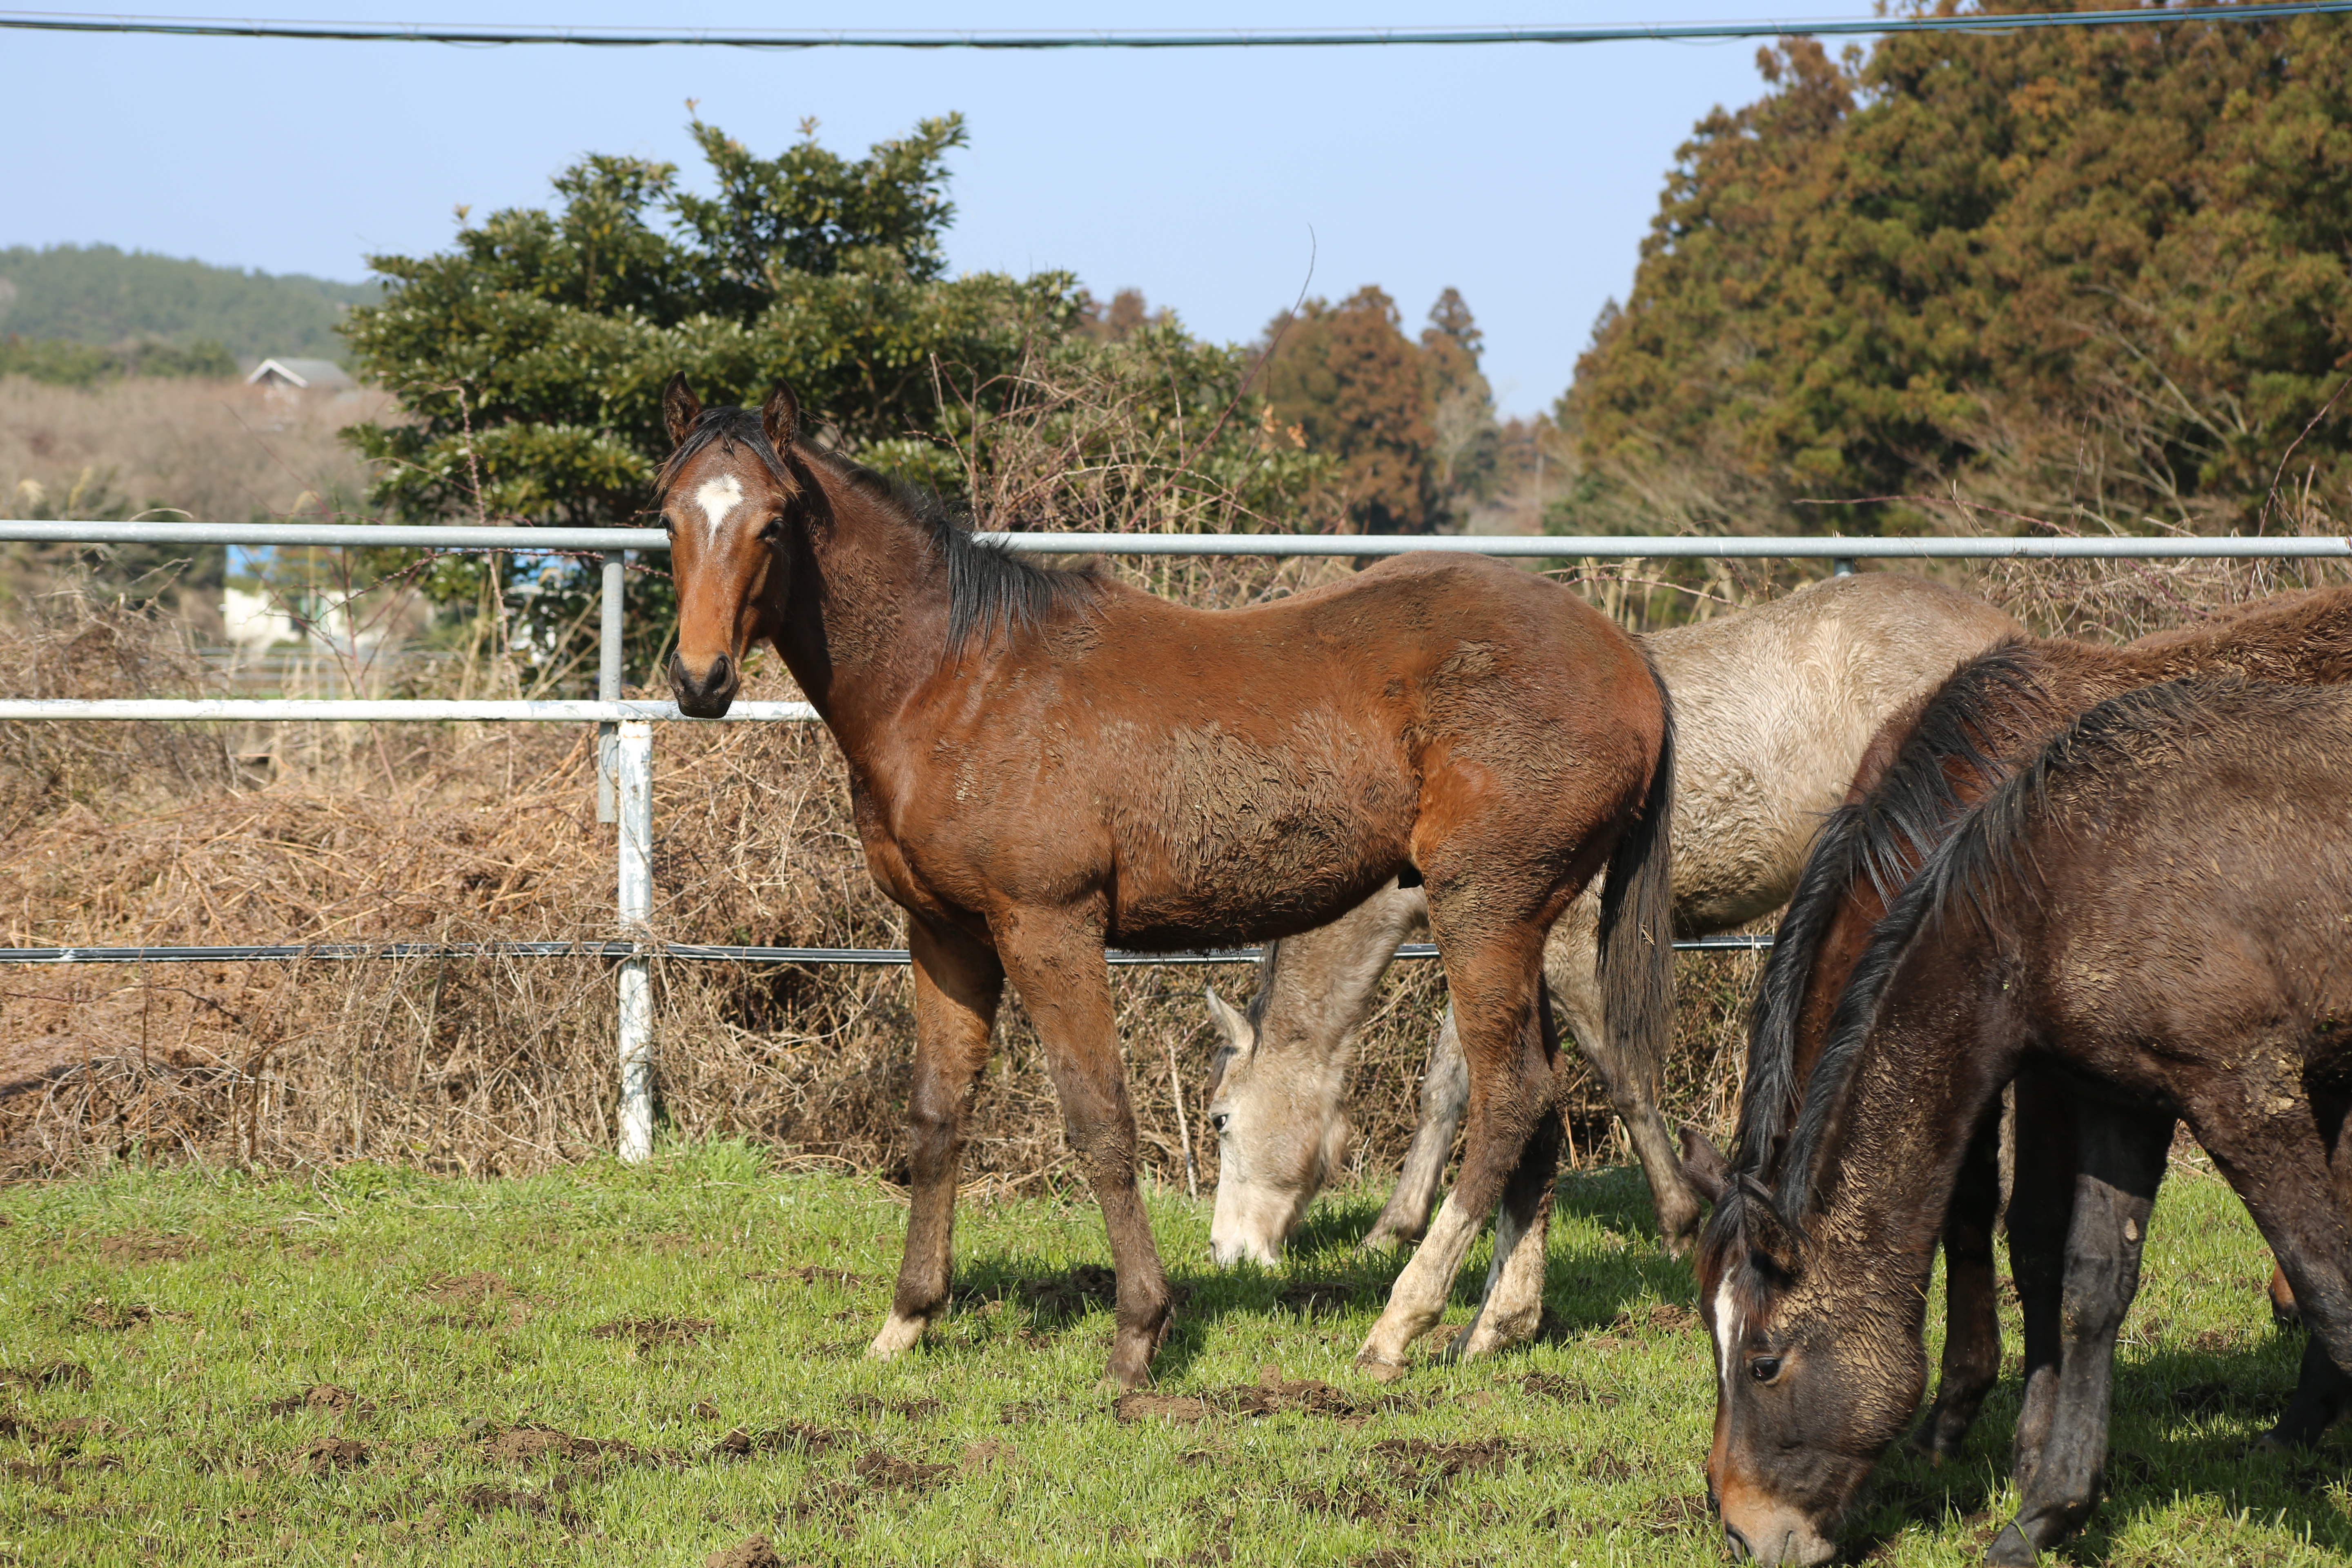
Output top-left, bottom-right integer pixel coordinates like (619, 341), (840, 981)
(0, 1144), (2343, 1567)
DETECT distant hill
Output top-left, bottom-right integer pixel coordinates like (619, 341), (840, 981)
(0, 244), (379, 366)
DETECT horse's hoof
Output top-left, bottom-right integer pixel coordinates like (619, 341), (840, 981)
(866, 1311), (925, 1360)
(1354, 1351), (1409, 1384)
(1984, 1521), (2038, 1566)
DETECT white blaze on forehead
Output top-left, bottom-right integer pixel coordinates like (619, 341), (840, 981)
(1713, 1275), (1743, 1395)
(693, 474), (745, 543)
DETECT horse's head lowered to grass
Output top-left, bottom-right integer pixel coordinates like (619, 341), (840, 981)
(655, 374), (805, 717)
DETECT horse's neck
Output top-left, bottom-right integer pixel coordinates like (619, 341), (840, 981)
(1797, 922), (2010, 1278)
(776, 478), (952, 755)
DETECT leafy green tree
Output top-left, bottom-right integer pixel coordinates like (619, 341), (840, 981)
(1258, 287), (1438, 534)
(341, 114), (1078, 685)
(1566, 4), (2352, 537)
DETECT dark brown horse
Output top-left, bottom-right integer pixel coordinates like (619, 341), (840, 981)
(1693, 677), (2352, 1564)
(1691, 588), (2352, 1464)
(654, 379), (1675, 1388)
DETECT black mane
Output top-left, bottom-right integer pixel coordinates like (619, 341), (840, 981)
(1733, 641), (2050, 1180)
(1767, 674), (2257, 1218)
(660, 404), (1101, 655)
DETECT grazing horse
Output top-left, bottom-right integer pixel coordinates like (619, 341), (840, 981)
(1199, 573), (2020, 1310)
(1700, 587), (2352, 1464)
(654, 377), (1675, 1388)
(1688, 677), (2352, 1565)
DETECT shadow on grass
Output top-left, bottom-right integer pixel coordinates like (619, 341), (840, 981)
(935, 1166), (1703, 1380)
(1840, 1336), (2352, 1561)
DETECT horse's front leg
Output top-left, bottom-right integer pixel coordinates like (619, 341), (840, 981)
(1363, 1005), (1468, 1250)
(1909, 1102), (2004, 1461)
(1987, 1101), (2172, 1567)
(1000, 913), (1172, 1390)
(869, 919), (1004, 1360)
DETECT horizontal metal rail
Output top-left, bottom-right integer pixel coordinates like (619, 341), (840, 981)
(0, 699), (817, 722)
(7, 4), (2348, 49)
(5, 519), (2347, 559)
(0, 936), (1773, 967)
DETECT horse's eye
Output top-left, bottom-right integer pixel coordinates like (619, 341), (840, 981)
(760, 517), (785, 544)
(1748, 1356), (1782, 1383)
(1208, 1111), (1231, 1137)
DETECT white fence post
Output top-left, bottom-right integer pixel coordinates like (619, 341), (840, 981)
(597, 552), (624, 823)
(616, 719), (655, 1162)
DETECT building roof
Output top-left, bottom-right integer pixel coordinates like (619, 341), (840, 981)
(246, 356), (354, 391)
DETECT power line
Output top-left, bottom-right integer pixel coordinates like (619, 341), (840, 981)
(2, 2), (2349, 49)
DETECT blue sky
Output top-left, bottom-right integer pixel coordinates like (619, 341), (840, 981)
(0, 4), (1852, 415)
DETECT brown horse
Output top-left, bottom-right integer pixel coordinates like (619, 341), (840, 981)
(1698, 587), (2352, 1462)
(1688, 677), (2352, 1565)
(1197, 572), (2020, 1312)
(654, 378), (1675, 1387)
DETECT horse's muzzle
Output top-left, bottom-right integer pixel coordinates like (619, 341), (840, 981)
(669, 651), (738, 718)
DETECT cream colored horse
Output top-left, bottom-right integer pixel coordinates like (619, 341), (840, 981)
(1203, 571), (2021, 1366)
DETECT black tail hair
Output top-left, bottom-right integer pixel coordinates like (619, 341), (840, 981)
(1595, 653), (1676, 1110)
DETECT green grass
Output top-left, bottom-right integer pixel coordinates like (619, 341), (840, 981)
(0, 1146), (2344, 1566)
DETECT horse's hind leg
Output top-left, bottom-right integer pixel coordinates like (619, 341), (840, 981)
(1910, 1103), (2004, 1461)
(1449, 992), (1566, 1362)
(1000, 915), (1172, 1391)
(2257, 1087), (2352, 1449)
(1364, 1006), (1468, 1250)
(1988, 1101), (2172, 1567)
(871, 920), (1004, 1361)
(1542, 907), (1701, 1255)
(1357, 929), (1552, 1381)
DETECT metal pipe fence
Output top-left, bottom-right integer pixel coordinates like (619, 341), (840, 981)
(2, 517), (2339, 1158)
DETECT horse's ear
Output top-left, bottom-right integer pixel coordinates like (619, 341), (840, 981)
(1204, 986), (1256, 1062)
(761, 383), (801, 452)
(1737, 1173), (1800, 1270)
(662, 372), (702, 448)
(1679, 1125), (1729, 1207)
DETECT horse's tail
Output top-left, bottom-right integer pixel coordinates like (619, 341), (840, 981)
(1594, 654), (1676, 1101)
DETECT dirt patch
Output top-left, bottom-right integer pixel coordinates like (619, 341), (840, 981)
(592, 1316), (723, 1350)
(997, 1400), (1057, 1425)
(88, 1233), (200, 1265)
(851, 1450), (951, 1490)
(1515, 1372), (1619, 1406)
(1294, 1482), (1391, 1525)
(41, 1416), (115, 1449)
(420, 1271), (531, 1328)
(1350, 1551), (1414, 1568)
(1640, 1494), (1713, 1533)
(1610, 1302), (1697, 1334)
(483, 1425), (634, 1467)
(1580, 1452), (1637, 1483)
(2189, 1328), (2246, 1357)
(711, 1423), (842, 1459)
(706, 1537), (785, 1568)
(1116, 1366), (1409, 1426)
(262, 1384), (366, 1418)
(296, 1437), (371, 1473)
(1369, 1438), (1523, 1483)
(0, 1362), (90, 1391)
(72, 1298), (176, 1330)
(960, 1439), (1015, 1473)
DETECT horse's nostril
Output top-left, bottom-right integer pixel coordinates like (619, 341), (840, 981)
(1722, 1525), (1754, 1562)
